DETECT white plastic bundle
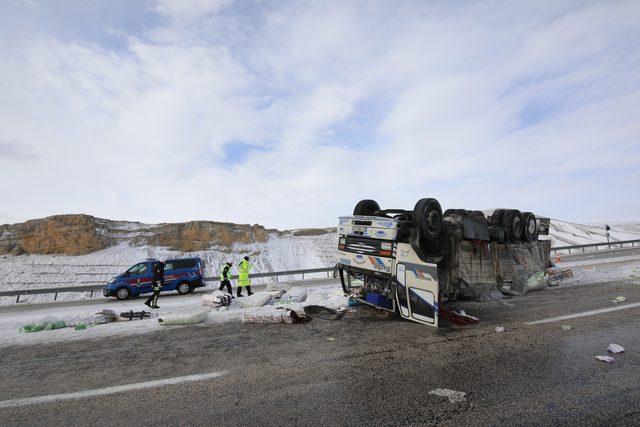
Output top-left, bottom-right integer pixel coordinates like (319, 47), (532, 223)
(278, 286), (308, 304)
(238, 291), (282, 308)
(158, 308), (210, 326)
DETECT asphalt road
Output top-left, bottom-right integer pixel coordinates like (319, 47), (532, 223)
(1, 274), (640, 426)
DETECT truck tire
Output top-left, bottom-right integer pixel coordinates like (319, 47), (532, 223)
(521, 212), (538, 242)
(490, 209), (505, 226)
(489, 225), (506, 243)
(501, 209), (523, 243)
(115, 287), (130, 300)
(443, 209), (469, 218)
(177, 281), (191, 295)
(413, 198), (442, 241)
(353, 199), (380, 216)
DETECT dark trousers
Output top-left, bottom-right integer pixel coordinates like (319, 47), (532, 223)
(237, 286), (253, 297)
(219, 280), (232, 294)
(145, 289), (160, 307)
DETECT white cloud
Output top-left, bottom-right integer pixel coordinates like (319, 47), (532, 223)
(0, 0), (639, 227)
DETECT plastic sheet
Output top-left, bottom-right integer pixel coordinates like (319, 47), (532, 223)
(201, 290), (232, 307)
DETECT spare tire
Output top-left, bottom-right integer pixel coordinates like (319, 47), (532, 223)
(490, 209), (505, 227)
(521, 212), (538, 242)
(413, 198), (442, 241)
(501, 209), (523, 243)
(353, 199), (380, 216)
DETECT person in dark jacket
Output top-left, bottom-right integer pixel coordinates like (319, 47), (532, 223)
(219, 262), (233, 296)
(145, 261), (165, 309)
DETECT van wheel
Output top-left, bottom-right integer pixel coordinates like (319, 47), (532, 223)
(353, 199), (380, 216)
(521, 212), (538, 242)
(177, 282), (191, 295)
(413, 198), (442, 241)
(115, 287), (130, 300)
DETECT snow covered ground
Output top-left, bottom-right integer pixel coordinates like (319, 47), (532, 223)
(0, 282), (347, 348)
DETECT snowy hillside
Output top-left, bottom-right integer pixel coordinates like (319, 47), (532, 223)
(542, 220), (640, 247)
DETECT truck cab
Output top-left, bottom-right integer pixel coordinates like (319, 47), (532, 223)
(338, 199), (443, 327)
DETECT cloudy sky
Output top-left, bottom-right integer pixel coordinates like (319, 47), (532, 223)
(1, 0), (639, 229)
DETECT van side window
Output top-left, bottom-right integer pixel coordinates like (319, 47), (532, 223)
(164, 262), (174, 271)
(172, 260), (196, 270)
(127, 263), (147, 275)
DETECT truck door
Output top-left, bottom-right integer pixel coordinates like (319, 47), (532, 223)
(395, 262), (439, 327)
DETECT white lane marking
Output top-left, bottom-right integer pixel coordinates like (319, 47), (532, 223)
(526, 303), (640, 325)
(0, 372), (225, 409)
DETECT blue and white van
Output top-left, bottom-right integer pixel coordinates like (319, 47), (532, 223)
(103, 257), (206, 300)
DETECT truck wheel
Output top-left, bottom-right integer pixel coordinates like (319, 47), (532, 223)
(353, 199), (380, 216)
(177, 282), (191, 295)
(489, 225), (506, 243)
(443, 209), (469, 218)
(501, 210), (523, 243)
(115, 287), (130, 300)
(521, 212), (538, 242)
(490, 209), (505, 226)
(413, 198), (442, 241)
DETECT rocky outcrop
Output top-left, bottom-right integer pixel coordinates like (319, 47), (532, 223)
(0, 214), (109, 256)
(0, 215), (272, 255)
(291, 228), (336, 236)
(146, 221), (268, 252)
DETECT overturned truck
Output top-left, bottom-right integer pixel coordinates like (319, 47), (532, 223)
(337, 198), (551, 327)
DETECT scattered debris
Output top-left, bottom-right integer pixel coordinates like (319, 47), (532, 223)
(428, 388), (467, 404)
(495, 326), (505, 333)
(439, 307), (479, 326)
(304, 305), (346, 321)
(74, 323), (87, 331)
(561, 325), (573, 331)
(547, 268), (573, 286)
(611, 296), (626, 304)
(607, 343), (625, 354)
(238, 291), (284, 308)
(327, 337), (335, 341)
(120, 310), (151, 321)
(158, 308), (210, 325)
(595, 355), (615, 363)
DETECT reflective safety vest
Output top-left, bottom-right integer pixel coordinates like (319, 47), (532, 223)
(238, 260), (251, 287)
(219, 265), (232, 281)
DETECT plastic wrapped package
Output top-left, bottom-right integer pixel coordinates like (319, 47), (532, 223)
(238, 291), (283, 308)
(158, 308), (210, 326)
(278, 286), (308, 304)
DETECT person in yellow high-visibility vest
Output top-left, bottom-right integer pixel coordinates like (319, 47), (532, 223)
(237, 256), (253, 297)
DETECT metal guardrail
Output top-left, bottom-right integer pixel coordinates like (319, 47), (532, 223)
(551, 239), (640, 255)
(3, 239), (640, 303)
(0, 267), (337, 303)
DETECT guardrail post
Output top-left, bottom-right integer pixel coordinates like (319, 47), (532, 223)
(90, 290), (94, 298)
(302, 272), (305, 280)
(16, 294), (20, 303)
(54, 292), (58, 301)
(568, 248), (571, 254)
(582, 247), (585, 252)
